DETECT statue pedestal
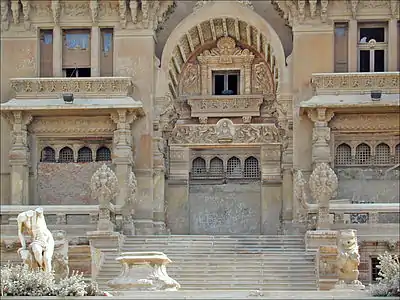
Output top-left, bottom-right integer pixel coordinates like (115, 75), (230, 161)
(333, 280), (365, 291)
(108, 252), (180, 291)
(305, 230), (337, 253)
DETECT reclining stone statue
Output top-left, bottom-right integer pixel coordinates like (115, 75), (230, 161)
(17, 207), (55, 273)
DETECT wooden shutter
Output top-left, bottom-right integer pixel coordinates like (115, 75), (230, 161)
(62, 29), (91, 68)
(40, 30), (53, 77)
(334, 23), (349, 72)
(100, 28), (113, 76)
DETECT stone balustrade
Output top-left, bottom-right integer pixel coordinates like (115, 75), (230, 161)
(9, 77), (133, 99)
(311, 72), (400, 95)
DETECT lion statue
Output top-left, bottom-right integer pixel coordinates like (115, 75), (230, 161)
(336, 229), (364, 288)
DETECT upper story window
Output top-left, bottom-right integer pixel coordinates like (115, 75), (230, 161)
(358, 23), (387, 72)
(100, 28), (114, 77)
(62, 29), (91, 77)
(212, 71), (240, 95)
(40, 30), (54, 77)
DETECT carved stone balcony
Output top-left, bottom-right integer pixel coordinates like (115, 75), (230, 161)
(311, 72), (400, 95)
(187, 95), (263, 121)
(10, 77), (133, 99)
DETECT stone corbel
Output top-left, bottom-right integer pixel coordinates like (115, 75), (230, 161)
(129, 0), (138, 24)
(118, 0), (127, 29)
(297, 0), (306, 23)
(307, 108), (334, 126)
(350, 0), (359, 20)
(20, 0), (29, 29)
(51, 0), (60, 25)
(89, 0), (99, 25)
(1, 0), (10, 31)
(320, 0), (329, 22)
(309, 0), (317, 19)
(10, 0), (18, 24)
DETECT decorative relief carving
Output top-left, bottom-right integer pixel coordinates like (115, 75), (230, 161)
(311, 73), (400, 95)
(293, 170), (309, 222)
(194, 0), (253, 11)
(61, 0), (89, 17)
(89, 0), (99, 24)
(10, 77), (133, 98)
(99, 1), (118, 17)
(170, 123), (280, 145)
(20, 0), (30, 29)
(51, 0), (60, 24)
(330, 114), (400, 132)
(1, 0), (10, 31)
(179, 63), (200, 96)
(216, 119), (235, 142)
(11, 0), (19, 24)
(253, 62), (274, 95)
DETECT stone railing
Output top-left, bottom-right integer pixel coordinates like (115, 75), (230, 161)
(187, 94), (264, 121)
(311, 72), (400, 95)
(9, 77), (133, 99)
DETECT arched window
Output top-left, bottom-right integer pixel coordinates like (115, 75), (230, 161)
(209, 157), (223, 177)
(96, 147), (111, 162)
(335, 143), (352, 166)
(58, 147), (74, 163)
(244, 156), (260, 178)
(355, 143), (371, 165)
(40, 147), (56, 163)
(227, 156), (241, 178)
(77, 147), (93, 163)
(395, 144), (400, 164)
(375, 143), (391, 165)
(191, 157), (206, 176)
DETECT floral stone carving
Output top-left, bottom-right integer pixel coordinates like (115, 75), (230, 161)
(121, 171), (138, 235)
(17, 207), (55, 273)
(293, 170), (308, 222)
(335, 229), (365, 290)
(309, 163), (338, 229)
(90, 164), (119, 231)
(108, 252), (180, 291)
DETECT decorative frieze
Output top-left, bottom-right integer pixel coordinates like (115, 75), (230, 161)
(170, 119), (281, 145)
(10, 77), (133, 99)
(330, 114), (400, 132)
(311, 72), (400, 95)
(187, 95), (263, 120)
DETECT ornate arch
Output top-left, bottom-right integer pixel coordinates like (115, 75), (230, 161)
(157, 1), (288, 100)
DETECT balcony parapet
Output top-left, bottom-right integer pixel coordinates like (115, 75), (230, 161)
(187, 95), (264, 119)
(10, 77), (133, 99)
(311, 72), (400, 95)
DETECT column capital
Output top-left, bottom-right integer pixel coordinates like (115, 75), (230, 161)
(110, 109), (138, 129)
(307, 108), (334, 125)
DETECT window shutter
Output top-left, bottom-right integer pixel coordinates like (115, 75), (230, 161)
(40, 30), (53, 77)
(334, 23), (349, 73)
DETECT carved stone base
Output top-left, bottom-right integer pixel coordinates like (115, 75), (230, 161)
(108, 252), (180, 291)
(333, 280), (365, 291)
(305, 230), (337, 252)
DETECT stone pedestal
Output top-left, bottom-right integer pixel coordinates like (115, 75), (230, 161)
(333, 281), (365, 291)
(305, 230), (337, 253)
(108, 252), (180, 291)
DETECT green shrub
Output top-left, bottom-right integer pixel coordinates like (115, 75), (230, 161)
(370, 252), (400, 297)
(1, 264), (107, 297)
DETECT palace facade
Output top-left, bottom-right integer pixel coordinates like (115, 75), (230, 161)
(0, 0), (399, 286)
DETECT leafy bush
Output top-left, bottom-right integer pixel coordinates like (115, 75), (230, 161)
(1, 264), (108, 297)
(370, 252), (400, 297)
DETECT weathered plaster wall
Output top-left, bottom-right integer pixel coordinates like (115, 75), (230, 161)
(37, 162), (110, 205)
(336, 168), (399, 203)
(189, 183), (261, 234)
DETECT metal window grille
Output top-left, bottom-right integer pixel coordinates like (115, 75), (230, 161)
(335, 143), (352, 166)
(191, 157), (206, 176)
(227, 157), (242, 178)
(396, 144), (400, 164)
(58, 147), (74, 163)
(77, 147), (93, 163)
(371, 257), (380, 282)
(96, 147), (111, 162)
(244, 156), (260, 178)
(355, 143), (371, 165)
(209, 157), (224, 177)
(40, 147), (56, 162)
(375, 143), (391, 165)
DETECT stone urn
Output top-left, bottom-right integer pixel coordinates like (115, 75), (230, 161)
(107, 251), (181, 291)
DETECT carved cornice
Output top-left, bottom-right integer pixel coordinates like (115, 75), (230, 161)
(330, 113), (400, 132)
(10, 77), (133, 99)
(170, 119), (281, 145)
(187, 95), (263, 119)
(194, 0), (254, 11)
(311, 72), (400, 95)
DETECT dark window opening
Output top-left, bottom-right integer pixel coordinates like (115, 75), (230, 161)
(359, 27), (385, 43)
(213, 71), (240, 95)
(40, 147), (56, 163)
(96, 147), (111, 162)
(374, 50), (385, 72)
(359, 50), (370, 72)
(64, 68), (91, 77)
(371, 257), (380, 282)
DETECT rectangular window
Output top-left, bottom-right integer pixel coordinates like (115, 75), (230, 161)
(371, 257), (380, 282)
(334, 23), (348, 72)
(40, 29), (53, 77)
(62, 29), (91, 73)
(100, 28), (113, 77)
(63, 68), (91, 77)
(212, 71), (240, 95)
(358, 23), (387, 72)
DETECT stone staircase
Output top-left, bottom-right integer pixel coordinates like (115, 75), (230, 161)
(96, 235), (317, 291)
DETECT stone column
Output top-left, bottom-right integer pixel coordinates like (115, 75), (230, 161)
(91, 26), (100, 77)
(348, 19), (358, 72)
(388, 18), (398, 72)
(307, 108), (334, 165)
(6, 111), (33, 205)
(53, 26), (62, 77)
(110, 109), (137, 207)
(260, 143), (282, 235)
(166, 146), (190, 234)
